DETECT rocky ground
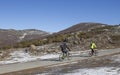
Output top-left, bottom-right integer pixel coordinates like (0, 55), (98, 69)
(33, 53), (120, 75)
(0, 42), (120, 75)
(2, 52), (120, 75)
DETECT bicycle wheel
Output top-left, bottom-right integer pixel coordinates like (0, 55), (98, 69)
(67, 52), (71, 60)
(59, 53), (63, 61)
(88, 51), (93, 57)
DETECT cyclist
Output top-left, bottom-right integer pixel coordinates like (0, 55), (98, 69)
(90, 41), (97, 56)
(60, 39), (71, 60)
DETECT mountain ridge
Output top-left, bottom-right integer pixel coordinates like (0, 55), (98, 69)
(0, 22), (119, 49)
(58, 22), (108, 34)
(0, 29), (50, 47)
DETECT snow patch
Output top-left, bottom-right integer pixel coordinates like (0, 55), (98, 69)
(19, 33), (27, 40)
(0, 51), (59, 64)
(40, 54), (59, 59)
(64, 67), (120, 75)
(0, 51), (40, 64)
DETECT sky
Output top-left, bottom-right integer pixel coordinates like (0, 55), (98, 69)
(0, 0), (120, 32)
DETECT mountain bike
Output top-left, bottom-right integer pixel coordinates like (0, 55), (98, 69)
(59, 51), (71, 61)
(89, 49), (98, 56)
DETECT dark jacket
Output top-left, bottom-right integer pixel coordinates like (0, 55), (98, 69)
(60, 42), (70, 52)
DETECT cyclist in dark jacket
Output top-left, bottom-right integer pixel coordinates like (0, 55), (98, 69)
(60, 39), (71, 59)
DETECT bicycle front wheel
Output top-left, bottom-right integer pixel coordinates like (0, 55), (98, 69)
(59, 53), (63, 61)
(67, 52), (71, 60)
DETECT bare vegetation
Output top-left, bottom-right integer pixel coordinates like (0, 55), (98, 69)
(0, 22), (120, 58)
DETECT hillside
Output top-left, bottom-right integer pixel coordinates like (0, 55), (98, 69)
(0, 22), (120, 50)
(58, 23), (120, 49)
(0, 22), (120, 61)
(58, 22), (107, 34)
(0, 29), (49, 48)
(51, 22), (120, 50)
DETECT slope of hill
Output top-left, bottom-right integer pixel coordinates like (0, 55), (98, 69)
(0, 22), (120, 49)
(0, 29), (49, 47)
(0, 22), (120, 61)
(58, 22), (107, 34)
(55, 22), (120, 49)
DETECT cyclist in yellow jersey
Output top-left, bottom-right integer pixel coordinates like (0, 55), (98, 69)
(90, 42), (97, 55)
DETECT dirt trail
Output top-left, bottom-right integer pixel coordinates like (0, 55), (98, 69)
(0, 48), (120, 75)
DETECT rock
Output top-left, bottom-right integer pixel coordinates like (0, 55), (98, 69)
(30, 44), (37, 50)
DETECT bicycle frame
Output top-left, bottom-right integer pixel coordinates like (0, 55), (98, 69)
(89, 50), (98, 56)
(59, 52), (71, 61)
